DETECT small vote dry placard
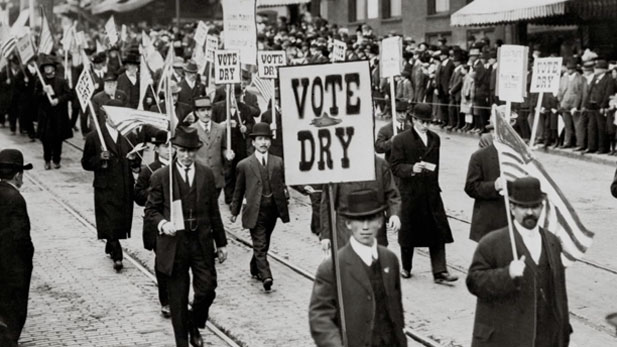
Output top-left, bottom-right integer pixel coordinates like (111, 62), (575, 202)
(257, 50), (287, 79)
(214, 50), (240, 84)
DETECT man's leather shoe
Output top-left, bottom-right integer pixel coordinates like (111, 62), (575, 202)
(434, 272), (458, 284)
(189, 326), (203, 347)
(44, 162), (51, 170)
(584, 149), (597, 154)
(113, 260), (123, 272)
(263, 278), (273, 291)
(401, 270), (412, 279)
(574, 147), (586, 151)
(160, 305), (171, 318)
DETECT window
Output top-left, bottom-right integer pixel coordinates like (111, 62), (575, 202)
(367, 0), (379, 19)
(382, 0), (402, 19)
(427, 0), (450, 15)
(356, 0), (366, 21)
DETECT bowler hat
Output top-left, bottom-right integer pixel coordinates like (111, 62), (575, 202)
(150, 130), (168, 145)
(566, 60), (577, 69)
(92, 52), (106, 64)
(38, 54), (57, 69)
(183, 61), (198, 73)
(595, 59), (608, 69)
(508, 176), (546, 206)
(103, 71), (117, 82)
(0, 149), (33, 171)
(250, 122), (273, 138)
(170, 126), (203, 149)
(122, 53), (140, 65)
(410, 103), (433, 121)
(173, 57), (185, 68)
(338, 189), (387, 218)
(194, 96), (212, 109)
(395, 100), (408, 112)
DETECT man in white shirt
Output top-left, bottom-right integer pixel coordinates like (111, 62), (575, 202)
(466, 176), (571, 347)
(309, 189), (407, 347)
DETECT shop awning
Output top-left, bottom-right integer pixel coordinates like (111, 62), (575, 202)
(91, 0), (155, 14)
(256, 0), (311, 8)
(451, 0), (569, 27)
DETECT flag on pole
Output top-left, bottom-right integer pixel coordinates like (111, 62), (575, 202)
(138, 54), (153, 110)
(96, 40), (105, 53)
(252, 74), (273, 110)
(38, 7), (54, 55)
(165, 74), (178, 137)
(157, 44), (175, 96)
(492, 106), (594, 265)
(142, 31), (164, 71)
(102, 106), (169, 136)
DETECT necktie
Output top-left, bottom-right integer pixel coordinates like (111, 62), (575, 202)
(205, 122), (210, 133)
(184, 167), (190, 186)
(261, 156), (266, 167)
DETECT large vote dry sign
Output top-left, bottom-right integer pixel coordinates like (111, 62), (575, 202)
(279, 61), (376, 185)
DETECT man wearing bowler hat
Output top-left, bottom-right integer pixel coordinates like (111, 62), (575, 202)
(0, 149), (34, 347)
(117, 53), (141, 109)
(466, 176), (571, 347)
(145, 126), (228, 347)
(230, 122), (290, 292)
(310, 189), (407, 347)
(390, 103), (458, 283)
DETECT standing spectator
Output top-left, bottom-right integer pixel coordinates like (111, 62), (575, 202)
(145, 127), (228, 347)
(390, 103), (457, 283)
(585, 59), (614, 153)
(36, 55), (73, 170)
(460, 64), (474, 132)
(558, 60), (584, 148)
(448, 52), (465, 130)
(309, 189), (407, 347)
(472, 49), (491, 133)
(437, 47), (454, 127)
(466, 177), (572, 347)
(81, 99), (140, 271)
(0, 149), (34, 347)
(230, 123), (290, 292)
(411, 51), (429, 103)
(116, 53), (140, 109)
(574, 61), (596, 151)
(395, 70), (413, 104)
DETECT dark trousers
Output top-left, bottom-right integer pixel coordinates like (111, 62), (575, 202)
(223, 157), (240, 204)
(168, 233), (216, 347)
(0, 258), (32, 346)
(575, 111), (588, 148)
(79, 110), (91, 137)
(249, 197), (278, 280)
(448, 100), (460, 128)
(309, 192), (321, 235)
(400, 243), (447, 275)
(105, 239), (123, 261)
(8, 106), (19, 133)
(42, 139), (63, 164)
(439, 96), (449, 124)
(561, 110), (576, 147)
(587, 109), (609, 152)
(153, 250), (169, 307)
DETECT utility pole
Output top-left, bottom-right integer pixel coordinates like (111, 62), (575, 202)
(175, 0), (180, 30)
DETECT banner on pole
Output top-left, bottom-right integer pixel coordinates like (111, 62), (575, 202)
(16, 34), (34, 63)
(222, 0), (257, 65)
(194, 21), (209, 47)
(380, 36), (403, 78)
(257, 50), (286, 79)
(214, 50), (240, 84)
(497, 44), (528, 102)
(279, 61), (376, 185)
(205, 35), (218, 63)
(105, 16), (118, 46)
(530, 57), (563, 95)
(75, 68), (96, 112)
(331, 40), (346, 62)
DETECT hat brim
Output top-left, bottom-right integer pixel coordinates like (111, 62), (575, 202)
(508, 193), (546, 206)
(170, 139), (203, 149)
(410, 113), (432, 121)
(249, 132), (273, 138)
(338, 205), (387, 218)
(0, 163), (32, 171)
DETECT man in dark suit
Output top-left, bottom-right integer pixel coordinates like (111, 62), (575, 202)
(90, 72), (129, 121)
(116, 53), (140, 109)
(81, 98), (140, 271)
(0, 149), (34, 347)
(145, 126), (228, 347)
(177, 61), (205, 106)
(448, 53), (465, 130)
(375, 100), (412, 164)
(473, 48), (491, 133)
(466, 177), (571, 347)
(585, 59), (615, 153)
(134, 130), (171, 319)
(309, 189), (407, 347)
(464, 138), (507, 242)
(437, 47), (454, 126)
(230, 123), (290, 292)
(390, 103), (458, 282)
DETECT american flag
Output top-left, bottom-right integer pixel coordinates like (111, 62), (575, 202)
(0, 5), (14, 60)
(492, 107), (594, 265)
(38, 8), (54, 55)
(251, 74), (274, 109)
(103, 106), (169, 136)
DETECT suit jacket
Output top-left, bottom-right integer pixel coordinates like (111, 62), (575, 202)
(35, 75), (73, 142)
(558, 72), (584, 110)
(144, 162), (228, 276)
(466, 227), (571, 347)
(448, 66), (464, 103)
(309, 243), (407, 347)
(191, 121), (227, 189)
(464, 145), (507, 241)
(230, 153), (290, 229)
(90, 68), (106, 95)
(211, 99), (259, 159)
(585, 72), (615, 109)
(177, 78), (206, 106)
(375, 121), (410, 164)
(473, 61), (491, 105)
(116, 72), (140, 109)
(437, 59), (454, 99)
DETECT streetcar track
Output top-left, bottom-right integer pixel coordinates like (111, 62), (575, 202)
(61, 139), (617, 343)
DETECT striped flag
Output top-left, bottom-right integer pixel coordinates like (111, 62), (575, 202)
(102, 106), (169, 136)
(492, 106), (594, 265)
(0, 5), (14, 61)
(38, 8), (54, 55)
(251, 74), (273, 110)
(1, 36), (15, 59)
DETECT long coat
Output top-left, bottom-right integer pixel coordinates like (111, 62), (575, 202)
(116, 72), (140, 109)
(390, 128), (453, 247)
(144, 162), (228, 277)
(81, 126), (135, 240)
(230, 153), (290, 229)
(134, 159), (165, 250)
(211, 99), (259, 160)
(464, 145), (507, 242)
(466, 227), (571, 347)
(36, 75), (73, 142)
(309, 243), (407, 347)
(177, 78), (206, 106)
(190, 121), (227, 189)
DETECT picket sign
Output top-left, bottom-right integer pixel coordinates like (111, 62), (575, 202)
(222, 0), (257, 65)
(529, 57), (562, 148)
(331, 40), (346, 62)
(105, 16), (118, 46)
(194, 21), (209, 47)
(214, 50), (240, 84)
(257, 50), (287, 138)
(76, 68), (107, 152)
(380, 37), (403, 136)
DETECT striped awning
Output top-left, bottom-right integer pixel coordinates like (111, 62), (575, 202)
(91, 0), (155, 14)
(451, 0), (569, 27)
(256, 0), (311, 8)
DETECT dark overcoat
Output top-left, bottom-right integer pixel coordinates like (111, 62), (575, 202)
(134, 159), (165, 250)
(466, 227), (571, 347)
(464, 145), (507, 242)
(390, 128), (453, 247)
(309, 243), (407, 347)
(144, 162), (228, 277)
(81, 126), (135, 240)
(211, 99), (259, 159)
(36, 75), (72, 142)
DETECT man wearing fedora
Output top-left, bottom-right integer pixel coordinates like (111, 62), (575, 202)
(36, 54), (73, 170)
(117, 53), (141, 109)
(466, 176), (571, 347)
(82, 97), (140, 272)
(145, 126), (228, 347)
(0, 149), (34, 347)
(178, 60), (206, 107)
(134, 129), (172, 319)
(310, 189), (407, 347)
(230, 122), (289, 292)
(391, 103), (458, 283)
(557, 60), (584, 149)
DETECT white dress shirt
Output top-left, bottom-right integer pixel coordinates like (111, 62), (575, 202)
(514, 220), (542, 264)
(254, 151), (268, 166)
(186, 78), (195, 89)
(414, 127), (428, 146)
(126, 73), (137, 85)
(349, 236), (378, 266)
(105, 123), (118, 143)
(176, 162), (195, 186)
